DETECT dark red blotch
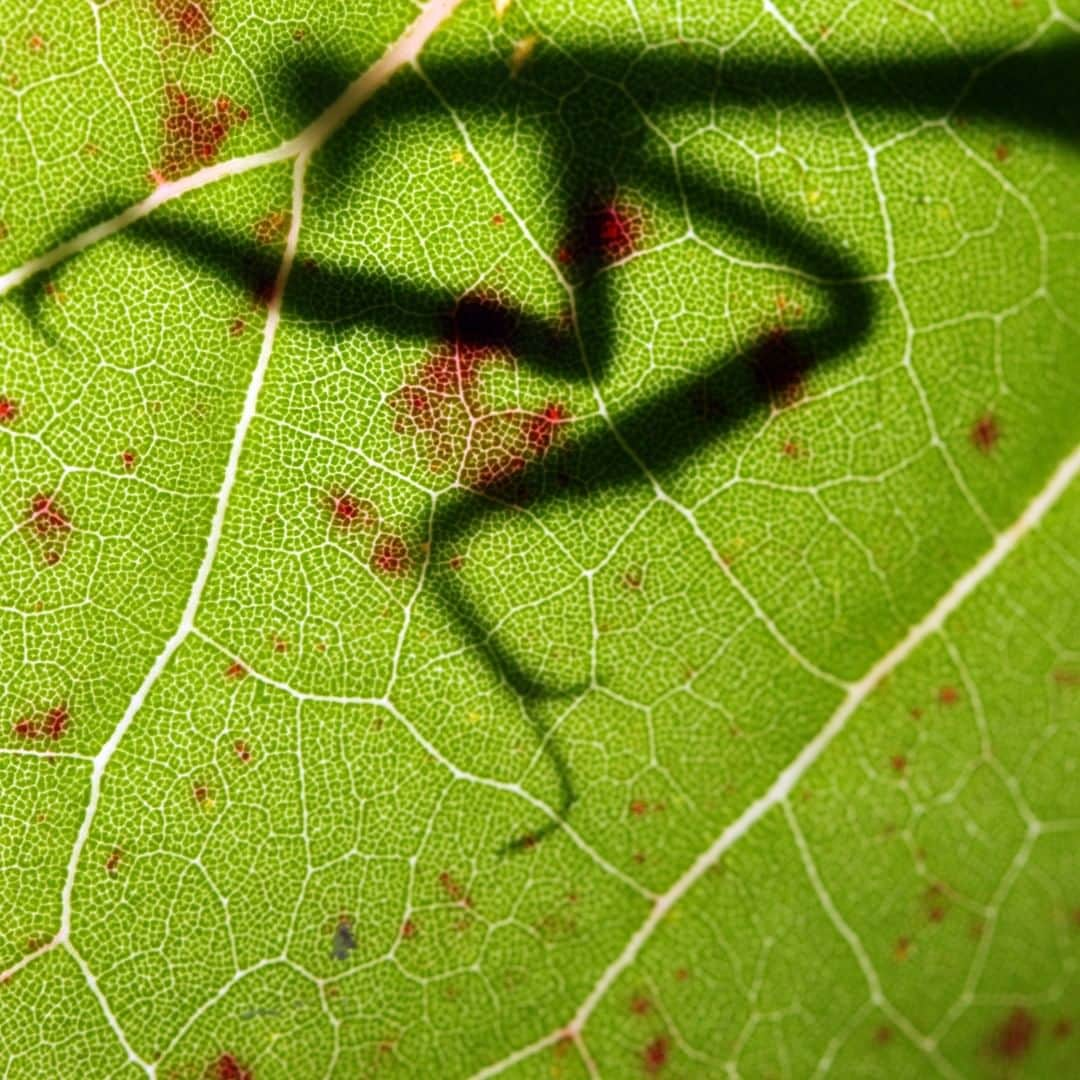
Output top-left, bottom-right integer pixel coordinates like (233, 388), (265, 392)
(12, 704), (69, 742)
(159, 86), (248, 180)
(560, 197), (644, 268)
(212, 1053), (253, 1080)
(643, 1035), (669, 1073)
(751, 329), (811, 407)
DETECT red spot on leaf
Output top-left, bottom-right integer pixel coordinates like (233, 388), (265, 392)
(211, 1054), (253, 1080)
(372, 533), (410, 576)
(12, 704), (69, 742)
(994, 142), (1010, 162)
(491, 213), (504, 226)
(630, 800), (649, 817)
(873, 1025), (892, 1045)
(990, 1008), (1038, 1061)
(438, 871), (473, 907)
(158, 84), (247, 180)
(0, 397), (18, 424)
(643, 1036), (669, 1073)
(391, 293), (570, 491)
(155, 0), (214, 50)
(890, 755), (907, 774)
(523, 403), (567, 454)
(1052, 1018), (1072, 1040)
(751, 329), (810, 408)
(28, 493), (70, 538)
(224, 661), (246, 679)
(28, 34), (45, 54)
(630, 995), (651, 1015)
(557, 196), (646, 270)
(326, 489), (378, 531)
(938, 686), (959, 706)
(120, 449), (137, 472)
(970, 412), (1001, 454)
(893, 936), (911, 961)
(448, 554), (465, 571)
(401, 919), (418, 940)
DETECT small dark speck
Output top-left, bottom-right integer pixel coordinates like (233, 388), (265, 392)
(331, 920), (357, 960)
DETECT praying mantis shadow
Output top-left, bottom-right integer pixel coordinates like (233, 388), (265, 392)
(40, 33), (1080, 853)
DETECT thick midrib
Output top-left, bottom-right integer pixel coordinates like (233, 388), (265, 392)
(471, 438), (1080, 1078)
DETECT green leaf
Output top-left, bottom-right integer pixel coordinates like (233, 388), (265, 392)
(1, 0), (1078, 1076)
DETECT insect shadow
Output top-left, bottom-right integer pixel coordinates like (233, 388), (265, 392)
(30, 33), (1080, 854)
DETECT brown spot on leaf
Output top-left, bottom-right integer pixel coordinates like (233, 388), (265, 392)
(893, 936), (911, 962)
(938, 686), (959, 706)
(253, 210), (291, 246)
(232, 740), (252, 763)
(630, 995), (651, 1015)
(873, 1025), (892, 1045)
(970, 413), (1001, 454)
(643, 1036), (669, 1073)
(105, 848), (122, 875)
(225, 661), (246, 679)
(438, 871), (473, 907)
(890, 755), (907, 774)
(990, 1008), (1037, 1061)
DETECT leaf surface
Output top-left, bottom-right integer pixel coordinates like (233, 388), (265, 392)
(1, 0), (1078, 1077)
